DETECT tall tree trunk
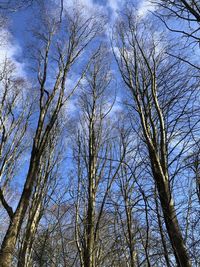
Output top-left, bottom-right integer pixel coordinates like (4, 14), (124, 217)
(155, 190), (171, 267)
(84, 119), (96, 267)
(124, 198), (137, 267)
(85, 190), (95, 267)
(17, 200), (42, 267)
(151, 155), (191, 267)
(0, 157), (39, 267)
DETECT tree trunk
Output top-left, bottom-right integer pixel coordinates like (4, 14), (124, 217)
(0, 154), (39, 267)
(84, 118), (96, 267)
(155, 190), (171, 267)
(85, 193), (95, 267)
(152, 163), (191, 267)
(125, 199), (137, 267)
(17, 201), (42, 267)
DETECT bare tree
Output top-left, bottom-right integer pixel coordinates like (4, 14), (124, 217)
(72, 47), (125, 267)
(0, 6), (103, 266)
(17, 121), (63, 267)
(0, 58), (31, 223)
(1, 1), (200, 266)
(152, 0), (200, 39)
(151, 0), (200, 69)
(113, 10), (198, 267)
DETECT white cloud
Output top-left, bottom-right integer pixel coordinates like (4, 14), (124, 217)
(138, 0), (157, 18)
(106, 0), (126, 21)
(63, 0), (93, 8)
(0, 28), (25, 77)
(107, 0), (121, 13)
(61, 0), (102, 14)
(57, 0), (124, 20)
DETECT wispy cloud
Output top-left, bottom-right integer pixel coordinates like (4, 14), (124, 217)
(106, 0), (122, 17)
(0, 27), (25, 77)
(57, 0), (125, 20)
(61, 0), (103, 14)
(137, 0), (157, 18)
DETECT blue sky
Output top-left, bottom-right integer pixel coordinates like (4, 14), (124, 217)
(1, 2), (199, 247)
(0, 0), (159, 195)
(0, 0), (158, 108)
(1, 0), (157, 79)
